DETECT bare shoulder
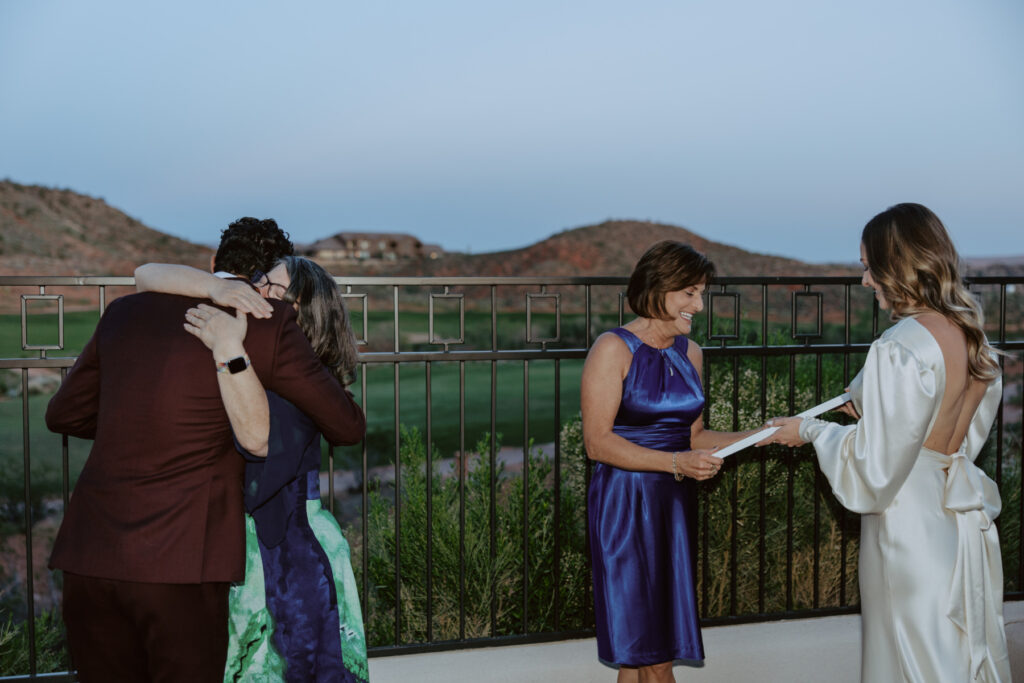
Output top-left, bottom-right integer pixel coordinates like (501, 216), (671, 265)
(685, 336), (703, 365)
(587, 331), (631, 359)
(584, 331), (633, 379)
(911, 313), (967, 361)
(913, 311), (963, 341)
(586, 329), (624, 349)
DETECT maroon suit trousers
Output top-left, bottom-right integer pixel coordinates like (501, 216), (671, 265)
(62, 572), (229, 683)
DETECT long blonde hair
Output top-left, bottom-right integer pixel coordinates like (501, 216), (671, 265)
(861, 203), (1000, 381)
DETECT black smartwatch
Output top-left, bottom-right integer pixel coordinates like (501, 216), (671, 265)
(216, 353), (252, 375)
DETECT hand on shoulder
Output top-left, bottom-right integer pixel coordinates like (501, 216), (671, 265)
(184, 303), (248, 358)
(208, 278), (274, 319)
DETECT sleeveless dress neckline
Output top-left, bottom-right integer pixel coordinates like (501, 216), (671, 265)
(618, 326), (676, 350)
(613, 327), (694, 381)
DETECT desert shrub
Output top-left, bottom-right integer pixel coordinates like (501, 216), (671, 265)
(701, 363), (861, 616)
(0, 609), (66, 675)
(351, 424), (589, 647)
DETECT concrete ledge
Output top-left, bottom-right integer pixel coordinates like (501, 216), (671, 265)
(369, 614), (861, 683)
(1005, 600), (1024, 676)
(369, 602), (1024, 683)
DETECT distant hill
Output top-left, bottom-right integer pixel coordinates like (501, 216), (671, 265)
(321, 220), (858, 280)
(1, 180), (1018, 285)
(964, 255), (1024, 276)
(0, 179), (211, 276)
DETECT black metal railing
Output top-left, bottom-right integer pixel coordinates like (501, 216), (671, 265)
(0, 274), (1021, 679)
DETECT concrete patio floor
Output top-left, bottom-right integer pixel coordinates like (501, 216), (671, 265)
(369, 601), (1024, 683)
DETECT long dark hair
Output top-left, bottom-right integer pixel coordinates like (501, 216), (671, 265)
(861, 203), (999, 381)
(277, 256), (359, 386)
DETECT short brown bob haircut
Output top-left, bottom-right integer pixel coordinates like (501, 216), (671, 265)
(627, 241), (716, 320)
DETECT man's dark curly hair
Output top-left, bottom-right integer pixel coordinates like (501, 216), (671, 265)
(212, 217), (295, 279)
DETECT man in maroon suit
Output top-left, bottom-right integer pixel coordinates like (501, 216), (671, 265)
(45, 218), (365, 682)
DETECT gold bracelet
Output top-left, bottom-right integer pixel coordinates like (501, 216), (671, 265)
(672, 451), (684, 481)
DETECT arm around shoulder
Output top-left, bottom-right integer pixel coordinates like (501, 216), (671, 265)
(135, 263), (219, 296)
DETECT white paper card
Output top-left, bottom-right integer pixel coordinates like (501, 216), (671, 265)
(714, 392), (852, 459)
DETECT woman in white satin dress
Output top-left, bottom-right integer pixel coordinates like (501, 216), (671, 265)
(769, 203), (1010, 682)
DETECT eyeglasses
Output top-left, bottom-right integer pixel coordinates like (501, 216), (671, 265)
(250, 270), (289, 297)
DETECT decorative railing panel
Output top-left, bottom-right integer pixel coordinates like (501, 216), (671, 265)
(0, 274), (1021, 678)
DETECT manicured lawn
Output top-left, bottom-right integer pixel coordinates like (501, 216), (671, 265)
(0, 361), (585, 495)
(0, 311), (100, 359)
(0, 392), (91, 507)
(338, 358), (584, 469)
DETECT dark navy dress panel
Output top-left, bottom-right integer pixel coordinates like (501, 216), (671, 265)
(239, 391), (321, 548)
(237, 391), (360, 682)
(587, 328), (706, 666)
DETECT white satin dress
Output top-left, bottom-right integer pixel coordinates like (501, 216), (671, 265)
(799, 317), (1010, 682)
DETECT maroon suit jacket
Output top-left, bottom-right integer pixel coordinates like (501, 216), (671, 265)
(46, 291), (365, 584)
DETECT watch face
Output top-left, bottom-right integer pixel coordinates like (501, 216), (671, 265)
(227, 356), (249, 374)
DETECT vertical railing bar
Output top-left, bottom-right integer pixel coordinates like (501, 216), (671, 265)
(701, 348), (710, 616)
(489, 286), (498, 636)
(392, 285), (402, 645)
(840, 284), (851, 605)
(844, 282), (852, 349)
(997, 282), (1007, 347)
(21, 369), (37, 675)
(521, 359), (530, 632)
(393, 285), (400, 353)
(1016, 356), (1023, 592)
(812, 353), (822, 609)
(492, 284), (498, 353)
(995, 285), (1006, 488)
(61, 365), (70, 507)
(1011, 335), (1019, 593)
(361, 363), (369, 623)
(425, 361), (434, 642)
(60, 363), (72, 673)
(99, 284), (106, 314)
(871, 295), (879, 338)
(758, 282), (768, 613)
(553, 357), (562, 630)
(729, 355), (739, 616)
(57, 289), (63, 355)
(786, 355), (796, 611)
(584, 285), (592, 348)
(994, 283), (1020, 591)
(583, 287), (594, 629)
(39, 285), (48, 362)
(458, 360), (467, 641)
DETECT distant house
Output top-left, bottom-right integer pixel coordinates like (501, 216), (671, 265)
(301, 232), (443, 262)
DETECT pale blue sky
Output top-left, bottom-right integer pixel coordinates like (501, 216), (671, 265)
(1, 0), (1022, 263)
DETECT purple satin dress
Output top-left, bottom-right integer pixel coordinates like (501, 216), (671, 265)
(588, 328), (705, 666)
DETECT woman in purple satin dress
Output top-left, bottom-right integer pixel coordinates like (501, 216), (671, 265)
(581, 241), (760, 683)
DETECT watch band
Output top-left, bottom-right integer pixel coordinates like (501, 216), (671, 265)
(216, 353), (251, 375)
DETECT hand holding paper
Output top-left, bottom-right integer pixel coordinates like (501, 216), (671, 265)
(715, 392), (852, 458)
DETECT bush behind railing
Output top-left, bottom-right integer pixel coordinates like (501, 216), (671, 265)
(350, 357), (1020, 648)
(350, 425), (590, 645)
